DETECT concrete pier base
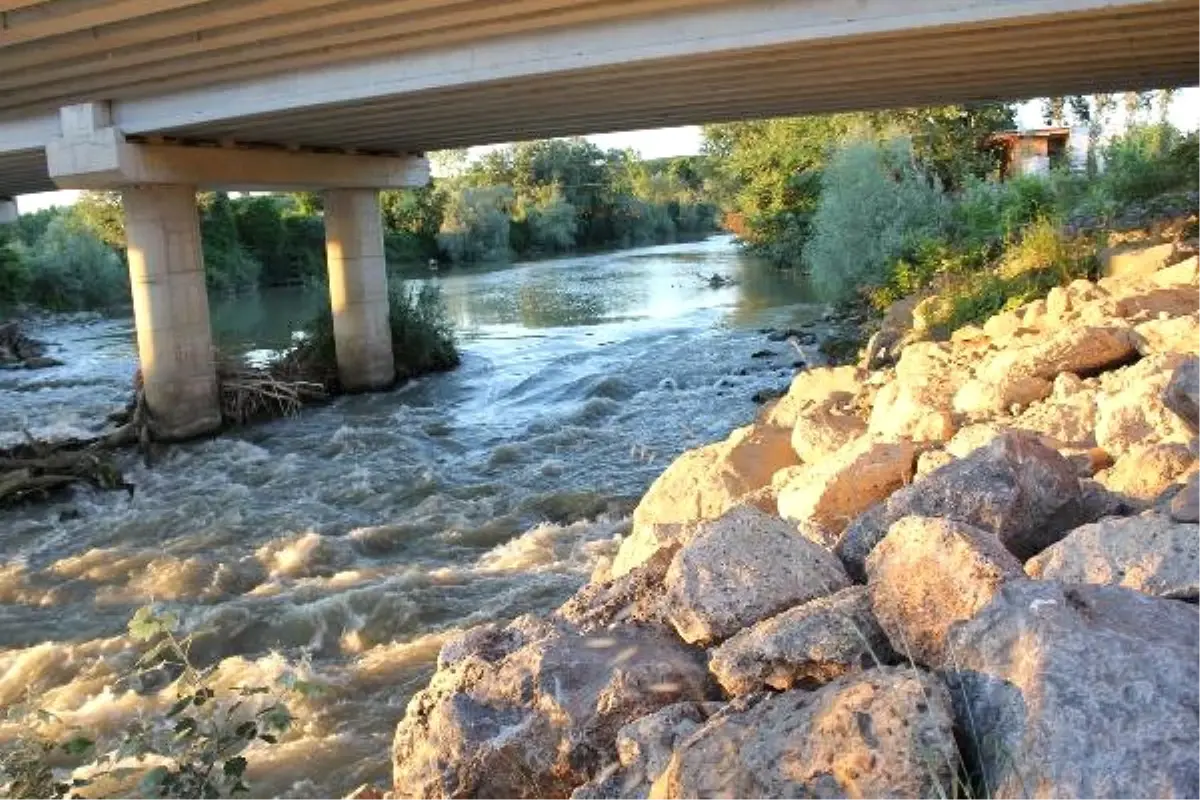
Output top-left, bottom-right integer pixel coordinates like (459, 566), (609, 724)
(123, 184), (221, 440)
(0, 197), (16, 224)
(324, 188), (395, 391)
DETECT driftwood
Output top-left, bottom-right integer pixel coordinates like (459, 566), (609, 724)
(0, 433), (134, 507)
(0, 346), (330, 509)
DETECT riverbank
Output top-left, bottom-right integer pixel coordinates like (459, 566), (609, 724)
(388, 239), (1199, 797)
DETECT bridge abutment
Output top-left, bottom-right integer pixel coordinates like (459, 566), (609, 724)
(323, 188), (396, 392)
(123, 184), (222, 440)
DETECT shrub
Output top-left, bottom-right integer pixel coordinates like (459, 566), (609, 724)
(17, 216), (128, 311)
(1099, 124), (1199, 204)
(0, 231), (30, 306)
(805, 139), (950, 299)
(437, 186), (513, 264)
(289, 282), (459, 387)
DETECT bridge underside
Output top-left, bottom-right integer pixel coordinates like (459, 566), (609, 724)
(1, 0), (1197, 196)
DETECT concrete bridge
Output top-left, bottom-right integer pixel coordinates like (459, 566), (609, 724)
(0, 0), (1196, 437)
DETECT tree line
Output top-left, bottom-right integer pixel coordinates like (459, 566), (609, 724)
(0, 139), (719, 312)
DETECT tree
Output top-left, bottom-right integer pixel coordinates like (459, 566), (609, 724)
(73, 191), (125, 249)
(198, 192), (260, 293)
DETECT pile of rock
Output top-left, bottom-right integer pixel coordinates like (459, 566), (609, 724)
(389, 249), (1199, 799)
(0, 321), (62, 369)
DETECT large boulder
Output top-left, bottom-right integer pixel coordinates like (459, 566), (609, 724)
(1133, 313), (1200, 356)
(620, 423), (797, 577)
(866, 516), (1024, 667)
(571, 702), (724, 799)
(867, 380), (956, 443)
(943, 581), (1200, 799)
(763, 366), (862, 428)
(977, 326), (1137, 384)
(1172, 471), (1199, 523)
(708, 586), (895, 696)
(789, 393), (866, 462)
(662, 506), (850, 645)
(1163, 356), (1199, 433)
(557, 545), (677, 633)
(837, 431), (1083, 580)
(1101, 240), (1178, 279)
(953, 374), (1053, 417)
(1025, 513), (1199, 600)
(648, 668), (960, 799)
(1097, 442), (1195, 503)
(1113, 285), (1200, 319)
(1012, 389), (1098, 449)
(1096, 355), (1194, 455)
(392, 616), (712, 798)
(777, 437), (916, 533)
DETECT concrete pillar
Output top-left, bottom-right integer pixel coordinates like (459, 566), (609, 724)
(323, 188), (395, 391)
(123, 184), (221, 440)
(0, 197), (17, 225)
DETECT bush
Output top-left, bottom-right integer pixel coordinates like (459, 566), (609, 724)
(1099, 124), (1199, 205)
(437, 186), (513, 264)
(805, 139), (950, 298)
(17, 216), (128, 311)
(290, 282), (459, 388)
(0, 231), (30, 306)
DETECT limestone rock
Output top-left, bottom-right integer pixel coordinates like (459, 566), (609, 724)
(1025, 513), (1199, 600)
(777, 437), (916, 533)
(1101, 240), (1177, 279)
(1096, 356), (1194, 455)
(763, 366), (862, 428)
(622, 423), (797, 576)
(649, 667), (960, 799)
(1152, 254), (1200, 287)
(865, 516), (1023, 667)
(867, 380), (956, 443)
(837, 431), (1083, 580)
(1113, 285), (1199, 319)
(557, 545), (677, 633)
(1163, 356), (1199, 433)
(790, 394), (866, 462)
(978, 326), (1137, 385)
(662, 506), (850, 645)
(1098, 442), (1195, 503)
(571, 702), (724, 799)
(708, 586), (895, 695)
(1171, 471), (1199, 523)
(392, 616), (712, 799)
(1012, 389), (1098, 449)
(944, 581), (1200, 799)
(916, 448), (955, 477)
(1133, 312), (1200, 356)
(953, 374), (1052, 416)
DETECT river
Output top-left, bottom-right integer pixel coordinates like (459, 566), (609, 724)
(0, 236), (824, 797)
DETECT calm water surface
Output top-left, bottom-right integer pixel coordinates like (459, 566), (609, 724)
(0, 236), (822, 796)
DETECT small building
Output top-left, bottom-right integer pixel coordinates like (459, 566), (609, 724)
(987, 127), (1086, 179)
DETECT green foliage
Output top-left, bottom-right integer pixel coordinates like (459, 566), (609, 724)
(437, 185), (513, 263)
(199, 193), (261, 295)
(293, 282), (459, 386)
(1098, 124), (1199, 205)
(388, 283), (461, 378)
(1, 608), (303, 800)
(805, 139), (950, 298)
(72, 192), (126, 250)
(0, 227), (31, 306)
(15, 216), (128, 311)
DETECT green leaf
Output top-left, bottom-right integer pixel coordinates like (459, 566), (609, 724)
(223, 756), (247, 778)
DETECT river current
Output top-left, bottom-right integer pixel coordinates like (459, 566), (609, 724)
(0, 236), (822, 797)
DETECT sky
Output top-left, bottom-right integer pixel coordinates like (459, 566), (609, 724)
(15, 91), (1200, 213)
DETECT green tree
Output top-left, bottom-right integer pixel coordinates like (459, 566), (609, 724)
(72, 191), (125, 249)
(198, 192), (260, 293)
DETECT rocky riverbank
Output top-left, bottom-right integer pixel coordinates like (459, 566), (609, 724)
(382, 245), (1200, 799)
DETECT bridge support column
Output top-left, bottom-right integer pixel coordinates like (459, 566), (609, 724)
(123, 184), (221, 440)
(0, 197), (16, 224)
(323, 188), (395, 391)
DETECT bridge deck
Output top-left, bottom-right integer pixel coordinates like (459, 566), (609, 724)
(1, 0), (1196, 196)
